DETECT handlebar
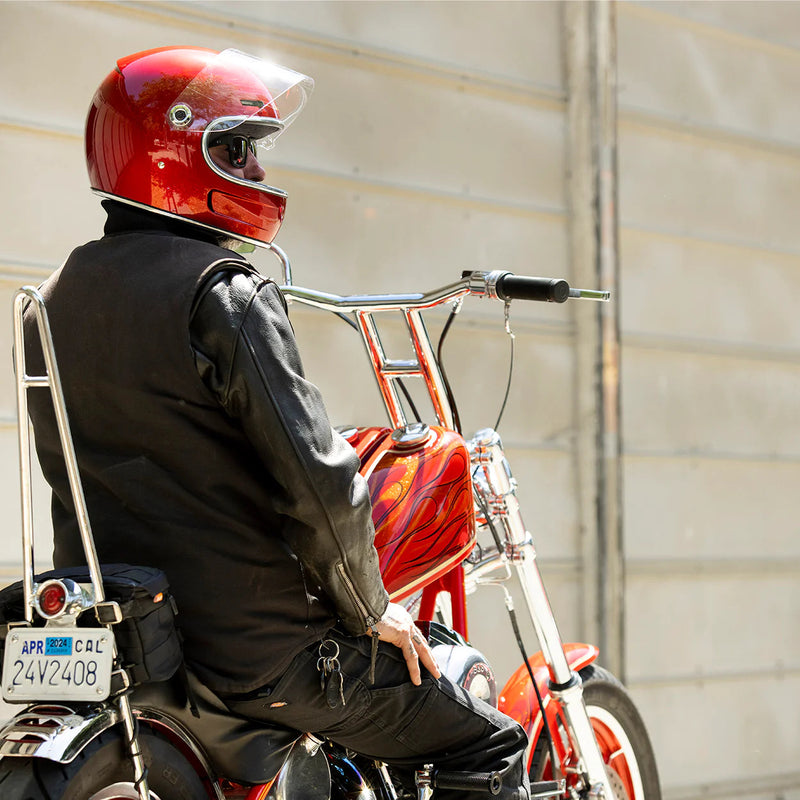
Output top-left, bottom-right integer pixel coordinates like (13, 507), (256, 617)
(279, 270), (608, 431)
(281, 270), (609, 313)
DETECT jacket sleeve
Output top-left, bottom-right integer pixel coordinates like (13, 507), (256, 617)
(190, 269), (389, 635)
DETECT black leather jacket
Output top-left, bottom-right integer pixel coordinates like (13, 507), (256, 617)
(190, 269), (390, 635)
(26, 202), (389, 693)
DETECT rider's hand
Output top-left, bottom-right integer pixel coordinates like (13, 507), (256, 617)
(375, 603), (441, 686)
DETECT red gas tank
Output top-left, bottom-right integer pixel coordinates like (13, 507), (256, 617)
(344, 424), (476, 601)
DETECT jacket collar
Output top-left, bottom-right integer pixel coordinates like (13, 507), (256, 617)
(102, 200), (223, 246)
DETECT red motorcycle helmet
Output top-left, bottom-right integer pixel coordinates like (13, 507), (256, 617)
(85, 46), (314, 246)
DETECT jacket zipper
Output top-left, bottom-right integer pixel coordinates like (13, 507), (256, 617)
(336, 562), (381, 684)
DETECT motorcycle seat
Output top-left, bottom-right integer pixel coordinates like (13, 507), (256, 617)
(131, 668), (301, 785)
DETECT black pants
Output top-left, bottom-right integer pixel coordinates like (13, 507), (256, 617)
(224, 629), (530, 800)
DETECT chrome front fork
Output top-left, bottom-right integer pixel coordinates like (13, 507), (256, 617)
(467, 429), (613, 800)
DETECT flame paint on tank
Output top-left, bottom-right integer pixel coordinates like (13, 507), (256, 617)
(348, 426), (476, 600)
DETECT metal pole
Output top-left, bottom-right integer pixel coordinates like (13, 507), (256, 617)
(564, 0), (624, 678)
(592, 0), (625, 681)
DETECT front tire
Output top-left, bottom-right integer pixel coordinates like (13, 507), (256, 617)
(530, 664), (661, 800)
(0, 726), (208, 800)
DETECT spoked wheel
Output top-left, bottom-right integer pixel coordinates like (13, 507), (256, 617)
(530, 665), (661, 800)
(0, 726), (208, 800)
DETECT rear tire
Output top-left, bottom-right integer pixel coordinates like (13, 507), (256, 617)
(0, 726), (208, 800)
(530, 665), (661, 800)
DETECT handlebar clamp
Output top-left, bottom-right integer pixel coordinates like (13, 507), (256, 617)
(462, 270), (511, 301)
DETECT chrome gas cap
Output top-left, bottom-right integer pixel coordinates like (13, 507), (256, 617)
(390, 422), (431, 450)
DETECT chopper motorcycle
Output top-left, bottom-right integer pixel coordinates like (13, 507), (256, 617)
(0, 262), (660, 800)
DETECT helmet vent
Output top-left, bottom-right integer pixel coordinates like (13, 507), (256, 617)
(168, 103), (193, 128)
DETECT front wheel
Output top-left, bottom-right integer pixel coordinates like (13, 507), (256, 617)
(0, 726), (208, 800)
(530, 664), (661, 800)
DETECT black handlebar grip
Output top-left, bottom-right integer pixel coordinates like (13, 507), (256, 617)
(433, 770), (503, 796)
(495, 274), (570, 303)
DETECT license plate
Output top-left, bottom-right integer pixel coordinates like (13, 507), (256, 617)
(2, 628), (114, 702)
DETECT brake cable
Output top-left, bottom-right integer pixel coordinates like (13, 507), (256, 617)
(436, 300), (464, 435)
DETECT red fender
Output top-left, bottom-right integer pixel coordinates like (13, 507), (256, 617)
(497, 643), (599, 768)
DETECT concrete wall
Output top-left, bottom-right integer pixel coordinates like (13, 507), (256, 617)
(0, 2), (798, 798)
(617, 3), (800, 798)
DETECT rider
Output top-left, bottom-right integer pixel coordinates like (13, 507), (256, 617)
(25, 47), (530, 800)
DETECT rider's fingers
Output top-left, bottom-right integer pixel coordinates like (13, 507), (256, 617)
(417, 642), (441, 679)
(404, 639), (422, 685)
(411, 629), (441, 679)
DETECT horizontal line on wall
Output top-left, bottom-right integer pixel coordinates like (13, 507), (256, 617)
(622, 330), (800, 365)
(622, 1), (800, 63)
(620, 218), (800, 261)
(475, 555), (800, 582)
(623, 448), (800, 466)
(0, 258), (58, 283)
(663, 772), (800, 800)
(620, 105), (800, 166)
(628, 664), (800, 690)
(621, 219), (800, 261)
(0, 116), (80, 142)
(271, 161), (567, 221)
(493, 556), (800, 581)
(626, 557), (800, 578)
(95, 1), (565, 111)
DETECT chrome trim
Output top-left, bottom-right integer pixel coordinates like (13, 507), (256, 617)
(569, 287), (611, 301)
(462, 553), (512, 594)
(281, 274), (609, 312)
(168, 103), (193, 128)
(117, 693), (152, 800)
(415, 766), (434, 800)
(469, 270), (510, 300)
(266, 241), (292, 286)
(0, 703), (119, 762)
(14, 288), (105, 610)
(377, 762), (399, 800)
(271, 736), (331, 800)
(281, 280), (471, 314)
(391, 423), (430, 447)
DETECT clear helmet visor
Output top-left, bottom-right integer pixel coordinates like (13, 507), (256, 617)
(167, 48), (313, 187)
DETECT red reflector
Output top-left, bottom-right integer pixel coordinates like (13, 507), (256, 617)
(39, 582), (67, 616)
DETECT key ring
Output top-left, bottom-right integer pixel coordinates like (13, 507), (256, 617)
(317, 639), (340, 662)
